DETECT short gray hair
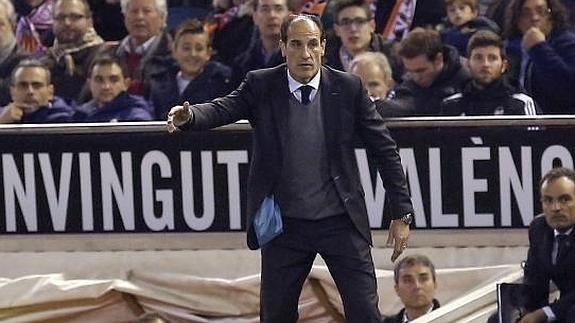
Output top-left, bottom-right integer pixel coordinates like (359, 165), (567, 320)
(0, 0), (15, 26)
(120, 0), (167, 25)
(350, 52), (393, 83)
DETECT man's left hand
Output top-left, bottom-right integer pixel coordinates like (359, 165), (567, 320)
(387, 219), (410, 262)
(518, 309), (547, 323)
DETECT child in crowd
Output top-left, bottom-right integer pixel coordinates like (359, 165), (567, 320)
(440, 0), (500, 56)
(149, 18), (233, 120)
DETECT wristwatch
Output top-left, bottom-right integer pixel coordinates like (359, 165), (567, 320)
(398, 212), (413, 225)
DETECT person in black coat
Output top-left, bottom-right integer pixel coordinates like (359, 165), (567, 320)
(441, 30), (538, 115)
(503, 0), (575, 113)
(517, 167), (575, 323)
(383, 255), (440, 323)
(149, 19), (233, 119)
(386, 28), (470, 116)
(325, 0), (401, 82)
(168, 15), (414, 323)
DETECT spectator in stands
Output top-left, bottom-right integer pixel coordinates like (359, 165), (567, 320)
(111, 0), (172, 97)
(386, 28), (470, 116)
(87, 0), (127, 41)
(384, 254), (440, 323)
(74, 55), (152, 122)
(349, 51), (393, 101)
(150, 19), (233, 120)
(0, 59), (73, 123)
(504, 0), (575, 113)
(232, 0), (288, 84)
(325, 0), (401, 82)
(440, 0), (500, 57)
(14, 0), (55, 57)
(205, 0), (255, 68)
(0, 0), (28, 107)
(441, 30), (538, 115)
(42, 0), (104, 103)
(517, 167), (575, 323)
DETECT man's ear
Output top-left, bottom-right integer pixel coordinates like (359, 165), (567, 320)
(501, 59), (508, 74)
(124, 77), (131, 90)
(47, 84), (54, 99)
(279, 40), (286, 58)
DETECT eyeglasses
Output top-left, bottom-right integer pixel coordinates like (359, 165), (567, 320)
(53, 13), (87, 22)
(336, 17), (370, 29)
(519, 6), (551, 19)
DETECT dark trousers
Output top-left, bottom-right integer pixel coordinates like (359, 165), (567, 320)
(260, 214), (382, 323)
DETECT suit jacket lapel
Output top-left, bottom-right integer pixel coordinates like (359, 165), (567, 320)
(270, 66), (290, 160)
(320, 67), (341, 161)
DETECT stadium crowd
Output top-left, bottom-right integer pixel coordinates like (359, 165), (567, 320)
(0, 0), (574, 123)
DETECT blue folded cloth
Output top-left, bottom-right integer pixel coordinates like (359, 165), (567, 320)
(253, 195), (283, 247)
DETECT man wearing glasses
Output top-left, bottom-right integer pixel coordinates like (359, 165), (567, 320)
(0, 59), (73, 123)
(41, 0), (105, 103)
(503, 0), (575, 114)
(325, 0), (401, 82)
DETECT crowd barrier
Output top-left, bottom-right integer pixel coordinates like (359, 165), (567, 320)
(1, 116), (573, 237)
(2, 116), (569, 321)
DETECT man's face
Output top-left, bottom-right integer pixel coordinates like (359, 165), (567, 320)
(253, 0), (288, 39)
(394, 264), (437, 312)
(518, 0), (552, 35)
(334, 6), (374, 56)
(124, 0), (164, 45)
(53, 0), (92, 44)
(173, 32), (212, 78)
(10, 67), (54, 113)
(89, 63), (129, 106)
(401, 53), (443, 88)
(0, 7), (14, 49)
(280, 18), (325, 84)
(446, 2), (476, 27)
(541, 176), (575, 232)
(468, 45), (506, 86)
(351, 62), (391, 100)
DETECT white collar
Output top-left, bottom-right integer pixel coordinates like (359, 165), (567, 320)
(119, 35), (158, 55)
(287, 69), (321, 94)
(555, 227), (574, 238)
(402, 304), (435, 322)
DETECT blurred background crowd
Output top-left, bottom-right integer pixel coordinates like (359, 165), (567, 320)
(0, 0), (574, 124)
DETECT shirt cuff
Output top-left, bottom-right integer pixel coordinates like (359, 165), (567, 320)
(542, 306), (556, 322)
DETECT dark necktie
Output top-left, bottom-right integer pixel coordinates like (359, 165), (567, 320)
(556, 234), (568, 264)
(299, 85), (313, 105)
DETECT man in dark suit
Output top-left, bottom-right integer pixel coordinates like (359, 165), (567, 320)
(384, 254), (440, 323)
(167, 14), (414, 323)
(518, 167), (575, 323)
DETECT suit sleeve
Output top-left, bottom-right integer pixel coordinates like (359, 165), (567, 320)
(183, 72), (256, 130)
(355, 79), (414, 219)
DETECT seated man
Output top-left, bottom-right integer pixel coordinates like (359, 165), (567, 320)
(0, 0), (27, 107)
(384, 254), (440, 323)
(149, 18), (233, 120)
(349, 51), (394, 102)
(0, 59), (73, 123)
(42, 0), (105, 103)
(517, 167), (575, 323)
(441, 30), (538, 115)
(325, 0), (401, 81)
(74, 55), (152, 122)
(387, 28), (470, 116)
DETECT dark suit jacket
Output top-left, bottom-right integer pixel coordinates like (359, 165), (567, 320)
(523, 215), (575, 321)
(184, 64), (413, 249)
